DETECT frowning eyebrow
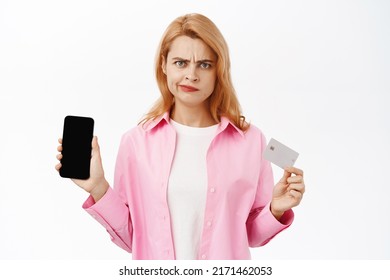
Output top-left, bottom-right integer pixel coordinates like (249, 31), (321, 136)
(171, 57), (215, 64)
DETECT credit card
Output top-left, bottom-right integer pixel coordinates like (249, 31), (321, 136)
(263, 138), (299, 169)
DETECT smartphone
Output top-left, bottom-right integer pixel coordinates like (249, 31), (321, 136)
(60, 115), (94, 179)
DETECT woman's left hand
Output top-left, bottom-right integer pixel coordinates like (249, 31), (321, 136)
(270, 166), (305, 220)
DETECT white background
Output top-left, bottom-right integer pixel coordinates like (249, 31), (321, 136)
(0, 0), (389, 260)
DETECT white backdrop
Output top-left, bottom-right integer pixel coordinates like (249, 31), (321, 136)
(0, 0), (389, 260)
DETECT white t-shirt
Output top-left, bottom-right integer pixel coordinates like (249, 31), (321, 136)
(167, 119), (218, 259)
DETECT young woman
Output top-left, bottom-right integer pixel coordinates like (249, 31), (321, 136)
(56, 13), (305, 260)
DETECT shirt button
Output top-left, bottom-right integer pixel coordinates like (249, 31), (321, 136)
(207, 221), (212, 227)
(201, 254), (207, 259)
(210, 187), (215, 193)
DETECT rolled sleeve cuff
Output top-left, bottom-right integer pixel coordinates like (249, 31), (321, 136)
(82, 187), (128, 231)
(261, 201), (294, 231)
(248, 202), (294, 247)
(82, 187), (132, 253)
(267, 202), (294, 226)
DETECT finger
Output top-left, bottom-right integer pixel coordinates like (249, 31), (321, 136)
(284, 166), (303, 176)
(289, 189), (303, 202)
(288, 183), (305, 194)
(57, 144), (62, 152)
(58, 138), (62, 144)
(56, 153), (63, 160)
(287, 175), (303, 184)
(55, 163), (62, 171)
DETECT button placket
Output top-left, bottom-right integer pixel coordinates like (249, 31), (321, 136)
(207, 187), (215, 228)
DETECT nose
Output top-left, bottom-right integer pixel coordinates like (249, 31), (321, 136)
(185, 65), (199, 82)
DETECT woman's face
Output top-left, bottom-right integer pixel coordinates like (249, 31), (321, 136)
(162, 35), (217, 111)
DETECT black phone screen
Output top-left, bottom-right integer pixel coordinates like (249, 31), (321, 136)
(60, 116), (94, 179)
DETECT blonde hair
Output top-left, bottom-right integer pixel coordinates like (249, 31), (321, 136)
(140, 13), (249, 131)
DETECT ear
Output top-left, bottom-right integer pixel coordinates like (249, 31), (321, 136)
(161, 55), (167, 75)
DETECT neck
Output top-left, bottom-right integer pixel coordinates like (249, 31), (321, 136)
(171, 105), (217, 127)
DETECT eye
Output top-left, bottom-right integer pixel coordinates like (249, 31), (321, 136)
(174, 61), (186, 68)
(200, 62), (211, 69)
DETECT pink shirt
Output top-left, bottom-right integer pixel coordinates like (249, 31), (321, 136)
(83, 112), (294, 260)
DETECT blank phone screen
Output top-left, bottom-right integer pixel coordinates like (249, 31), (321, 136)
(60, 116), (94, 179)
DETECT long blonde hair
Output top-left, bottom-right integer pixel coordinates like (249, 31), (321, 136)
(140, 13), (249, 131)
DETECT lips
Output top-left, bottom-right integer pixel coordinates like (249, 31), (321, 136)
(179, 85), (199, 92)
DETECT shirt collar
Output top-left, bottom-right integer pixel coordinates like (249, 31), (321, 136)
(144, 111), (244, 137)
(218, 115), (245, 137)
(143, 111), (171, 131)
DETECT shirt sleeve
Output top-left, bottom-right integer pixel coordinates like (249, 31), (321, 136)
(82, 133), (134, 253)
(246, 131), (294, 247)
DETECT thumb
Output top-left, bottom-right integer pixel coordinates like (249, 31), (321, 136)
(278, 168), (291, 184)
(92, 136), (100, 156)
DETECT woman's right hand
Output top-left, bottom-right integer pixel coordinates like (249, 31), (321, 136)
(55, 136), (109, 202)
